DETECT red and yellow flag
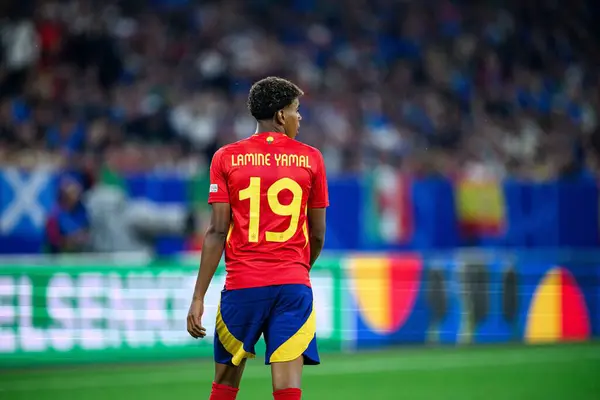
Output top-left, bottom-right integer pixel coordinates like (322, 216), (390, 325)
(455, 178), (505, 237)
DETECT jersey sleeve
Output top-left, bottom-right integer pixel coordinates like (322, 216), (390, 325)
(207, 149), (230, 204)
(308, 150), (329, 208)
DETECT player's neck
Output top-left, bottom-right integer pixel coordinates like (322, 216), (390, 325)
(255, 123), (289, 138)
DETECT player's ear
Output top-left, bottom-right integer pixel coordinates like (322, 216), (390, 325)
(276, 109), (285, 126)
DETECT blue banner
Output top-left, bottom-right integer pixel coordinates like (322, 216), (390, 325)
(345, 250), (600, 349)
(0, 170), (58, 253)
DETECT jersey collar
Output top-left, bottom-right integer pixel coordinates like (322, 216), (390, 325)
(253, 131), (287, 137)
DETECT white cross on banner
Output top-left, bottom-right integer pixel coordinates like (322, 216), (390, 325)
(0, 169), (52, 234)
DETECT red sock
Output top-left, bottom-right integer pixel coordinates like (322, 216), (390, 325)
(273, 388), (302, 400)
(209, 382), (239, 400)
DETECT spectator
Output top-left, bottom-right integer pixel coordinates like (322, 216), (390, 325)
(45, 176), (90, 253)
(0, 12), (39, 96)
(46, 109), (85, 155)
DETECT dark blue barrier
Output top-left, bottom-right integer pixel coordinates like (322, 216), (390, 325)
(411, 177), (459, 249)
(323, 175), (362, 250)
(499, 179), (599, 248)
(557, 179), (599, 247)
(0, 170), (598, 254)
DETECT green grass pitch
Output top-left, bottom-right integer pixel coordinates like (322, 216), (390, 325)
(1, 342), (599, 399)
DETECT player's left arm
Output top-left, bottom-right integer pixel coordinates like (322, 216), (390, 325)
(188, 150), (230, 339)
(307, 149), (329, 267)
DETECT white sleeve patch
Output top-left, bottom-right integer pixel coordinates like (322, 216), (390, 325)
(209, 184), (218, 193)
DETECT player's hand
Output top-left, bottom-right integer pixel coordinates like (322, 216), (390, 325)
(187, 298), (207, 339)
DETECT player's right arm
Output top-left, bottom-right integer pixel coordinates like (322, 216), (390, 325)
(187, 149), (230, 339)
(307, 150), (329, 267)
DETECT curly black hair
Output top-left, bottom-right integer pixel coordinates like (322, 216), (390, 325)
(247, 77), (304, 120)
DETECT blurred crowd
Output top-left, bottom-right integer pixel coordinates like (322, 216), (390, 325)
(1, 0), (600, 182)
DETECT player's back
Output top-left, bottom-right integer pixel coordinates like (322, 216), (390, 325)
(208, 132), (328, 290)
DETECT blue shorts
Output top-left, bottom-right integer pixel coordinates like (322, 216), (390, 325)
(214, 284), (319, 366)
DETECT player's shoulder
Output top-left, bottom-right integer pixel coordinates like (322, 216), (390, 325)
(213, 138), (251, 158)
(291, 141), (324, 159)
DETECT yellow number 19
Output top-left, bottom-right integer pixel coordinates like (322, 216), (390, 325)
(238, 177), (303, 243)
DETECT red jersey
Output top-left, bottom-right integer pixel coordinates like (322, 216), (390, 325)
(208, 132), (329, 290)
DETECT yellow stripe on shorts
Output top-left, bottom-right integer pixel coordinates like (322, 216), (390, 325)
(269, 307), (316, 363)
(216, 305), (256, 366)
